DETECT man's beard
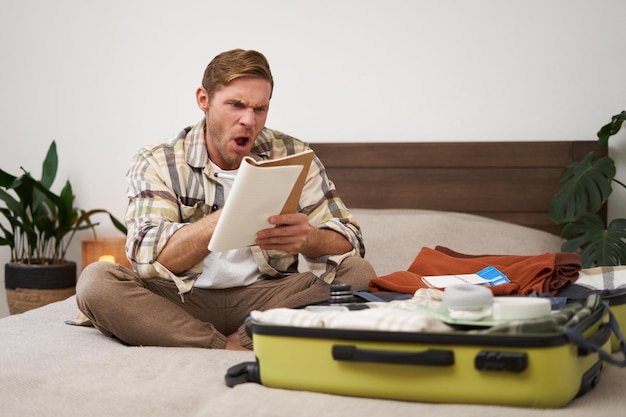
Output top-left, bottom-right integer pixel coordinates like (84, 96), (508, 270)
(206, 121), (244, 168)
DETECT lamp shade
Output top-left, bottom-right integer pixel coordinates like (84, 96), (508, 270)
(81, 237), (131, 270)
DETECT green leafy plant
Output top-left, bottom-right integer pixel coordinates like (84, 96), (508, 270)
(549, 110), (626, 267)
(0, 140), (126, 264)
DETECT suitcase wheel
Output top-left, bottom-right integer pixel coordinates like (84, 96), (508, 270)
(225, 361), (261, 387)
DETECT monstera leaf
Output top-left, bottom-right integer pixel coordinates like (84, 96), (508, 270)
(548, 152), (615, 224)
(561, 213), (626, 268)
(549, 111), (626, 267)
(597, 111), (626, 147)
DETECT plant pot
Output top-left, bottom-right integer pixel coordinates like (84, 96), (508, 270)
(4, 261), (77, 315)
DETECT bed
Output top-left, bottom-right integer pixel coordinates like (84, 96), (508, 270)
(2, 140), (624, 417)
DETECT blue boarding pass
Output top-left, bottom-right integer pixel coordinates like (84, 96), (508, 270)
(421, 266), (510, 288)
(475, 266), (510, 286)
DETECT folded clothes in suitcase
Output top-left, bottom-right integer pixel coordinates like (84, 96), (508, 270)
(226, 293), (626, 408)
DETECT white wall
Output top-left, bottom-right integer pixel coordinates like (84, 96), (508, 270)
(1, 0), (625, 318)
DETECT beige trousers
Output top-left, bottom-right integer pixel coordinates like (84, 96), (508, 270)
(76, 257), (376, 349)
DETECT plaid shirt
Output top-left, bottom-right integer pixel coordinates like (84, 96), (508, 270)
(124, 119), (365, 295)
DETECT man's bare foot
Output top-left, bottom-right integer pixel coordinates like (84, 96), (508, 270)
(225, 332), (251, 351)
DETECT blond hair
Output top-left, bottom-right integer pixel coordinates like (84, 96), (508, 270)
(202, 49), (274, 99)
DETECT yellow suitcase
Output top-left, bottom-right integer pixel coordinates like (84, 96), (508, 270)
(226, 295), (625, 408)
(609, 294), (626, 351)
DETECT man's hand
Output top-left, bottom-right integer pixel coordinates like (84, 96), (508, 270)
(256, 213), (352, 258)
(256, 213), (311, 254)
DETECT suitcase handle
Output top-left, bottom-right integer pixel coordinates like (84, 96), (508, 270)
(332, 344), (454, 366)
(563, 303), (626, 367)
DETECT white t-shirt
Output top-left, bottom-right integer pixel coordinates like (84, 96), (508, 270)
(194, 162), (262, 289)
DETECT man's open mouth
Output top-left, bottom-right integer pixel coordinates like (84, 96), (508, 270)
(234, 137), (250, 149)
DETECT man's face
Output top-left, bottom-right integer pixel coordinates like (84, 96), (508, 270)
(198, 77), (271, 170)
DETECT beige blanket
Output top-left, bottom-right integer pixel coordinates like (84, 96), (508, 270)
(1, 296), (625, 416)
(2, 209), (624, 416)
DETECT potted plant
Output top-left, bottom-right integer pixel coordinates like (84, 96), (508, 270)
(0, 140), (126, 314)
(549, 110), (626, 268)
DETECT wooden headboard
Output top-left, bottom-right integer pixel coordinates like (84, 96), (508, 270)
(311, 141), (606, 236)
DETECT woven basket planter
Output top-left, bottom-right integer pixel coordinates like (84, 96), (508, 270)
(4, 261), (77, 315)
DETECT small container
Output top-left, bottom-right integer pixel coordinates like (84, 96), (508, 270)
(329, 284), (355, 305)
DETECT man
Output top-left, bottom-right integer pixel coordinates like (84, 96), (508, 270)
(76, 49), (375, 350)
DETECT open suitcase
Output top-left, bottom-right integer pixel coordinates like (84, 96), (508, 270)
(226, 293), (626, 408)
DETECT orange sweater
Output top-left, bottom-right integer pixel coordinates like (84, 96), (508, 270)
(369, 246), (581, 296)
